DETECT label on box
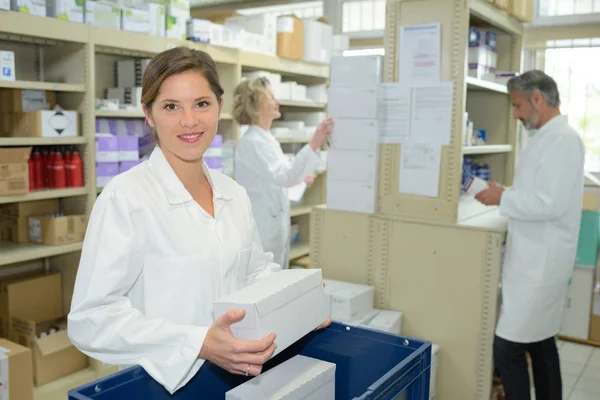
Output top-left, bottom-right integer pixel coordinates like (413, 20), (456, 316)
(277, 17), (294, 33)
(0, 51), (15, 81)
(21, 90), (47, 112)
(29, 218), (42, 243)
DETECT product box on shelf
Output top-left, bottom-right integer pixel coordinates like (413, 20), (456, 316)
(186, 18), (212, 43)
(164, 0), (190, 20)
(276, 15), (304, 61)
(302, 17), (333, 64)
(11, 110), (79, 138)
(0, 339), (33, 400)
(47, 0), (84, 23)
(116, 59), (151, 88)
(0, 272), (62, 340)
(118, 160), (140, 174)
(330, 55), (382, 87)
(148, 2), (166, 37)
(106, 87), (142, 106)
(226, 13), (277, 56)
(364, 309), (402, 335)
(468, 27), (497, 81)
(0, 147), (30, 196)
(11, 316), (88, 386)
(85, 1), (121, 30)
(333, 34), (350, 56)
(166, 15), (187, 40)
(121, 6), (150, 34)
(0, 0), (9, 10)
(95, 134), (119, 162)
(560, 266), (595, 340)
(209, 23), (243, 48)
(0, 50), (15, 81)
(225, 355), (336, 400)
(213, 269), (329, 358)
(509, 0), (533, 22)
(10, 0), (45, 16)
(96, 162), (119, 187)
(0, 199), (59, 243)
(28, 213), (88, 245)
(324, 279), (375, 321)
(0, 89), (56, 113)
(117, 135), (139, 161)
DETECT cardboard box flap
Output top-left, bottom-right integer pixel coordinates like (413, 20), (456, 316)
(0, 147), (32, 163)
(0, 338), (30, 356)
(35, 330), (72, 356)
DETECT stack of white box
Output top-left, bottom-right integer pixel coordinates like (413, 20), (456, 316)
(326, 55), (382, 214)
(165, 0), (190, 40)
(467, 27), (497, 81)
(104, 59), (151, 110)
(225, 13), (277, 56)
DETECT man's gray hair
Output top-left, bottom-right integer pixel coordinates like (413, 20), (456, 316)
(507, 70), (561, 108)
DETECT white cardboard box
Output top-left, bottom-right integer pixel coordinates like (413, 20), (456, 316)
(85, 1), (121, 30)
(11, 0), (45, 16)
(186, 19), (211, 43)
(366, 310), (402, 335)
(328, 87), (378, 119)
(430, 344), (439, 400)
(148, 3), (166, 37)
(324, 279), (374, 321)
(225, 355), (335, 400)
(330, 55), (382, 88)
(0, 51), (15, 81)
(302, 18), (333, 64)
(166, 15), (187, 40)
(213, 269), (329, 358)
(560, 265), (595, 340)
(0, 0), (9, 10)
(47, 0), (84, 23)
(121, 7), (150, 34)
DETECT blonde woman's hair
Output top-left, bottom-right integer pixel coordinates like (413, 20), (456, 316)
(232, 77), (271, 125)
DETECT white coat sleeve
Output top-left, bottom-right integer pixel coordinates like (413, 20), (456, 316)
(243, 194), (282, 284)
(499, 133), (584, 221)
(242, 138), (321, 188)
(68, 187), (208, 395)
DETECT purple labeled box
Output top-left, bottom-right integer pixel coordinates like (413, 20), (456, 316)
(119, 160), (141, 174)
(96, 162), (119, 188)
(117, 136), (140, 161)
(205, 156), (222, 170)
(96, 134), (119, 163)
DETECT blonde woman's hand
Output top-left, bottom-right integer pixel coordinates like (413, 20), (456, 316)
(199, 309), (276, 376)
(304, 174), (317, 188)
(309, 117), (333, 151)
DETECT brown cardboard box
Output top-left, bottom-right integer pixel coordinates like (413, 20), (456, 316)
(12, 317), (88, 386)
(11, 110), (79, 138)
(0, 199), (59, 243)
(0, 89), (56, 113)
(277, 15), (304, 61)
(510, 0), (533, 22)
(0, 113), (18, 135)
(583, 193), (600, 211)
(28, 214), (88, 245)
(192, 10), (240, 24)
(0, 339), (33, 400)
(590, 291), (600, 342)
(0, 147), (31, 196)
(0, 272), (63, 338)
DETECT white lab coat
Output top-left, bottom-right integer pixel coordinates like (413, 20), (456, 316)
(68, 146), (281, 394)
(496, 115), (584, 343)
(234, 125), (321, 268)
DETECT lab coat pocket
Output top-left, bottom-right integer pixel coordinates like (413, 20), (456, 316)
(505, 230), (547, 283)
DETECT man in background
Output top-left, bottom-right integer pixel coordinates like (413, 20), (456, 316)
(476, 70), (584, 399)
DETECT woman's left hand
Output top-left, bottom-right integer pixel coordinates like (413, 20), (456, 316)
(314, 281), (332, 331)
(304, 174), (316, 188)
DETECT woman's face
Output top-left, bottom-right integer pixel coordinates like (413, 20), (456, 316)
(257, 85), (281, 123)
(143, 70), (221, 163)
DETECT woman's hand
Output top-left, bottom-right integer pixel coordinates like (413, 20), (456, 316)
(314, 281), (332, 331)
(304, 174), (317, 188)
(199, 309), (277, 376)
(309, 117), (333, 151)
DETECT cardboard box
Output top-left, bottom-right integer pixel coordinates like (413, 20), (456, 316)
(302, 17), (333, 64)
(225, 355), (335, 400)
(10, 0), (45, 16)
(0, 51), (15, 81)
(276, 15), (304, 61)
(510, 0), (533, 23)
(213, 269), (329, 358)
(187, 18), (211, 43)
(0, 272), (63, 339)
(116, 59), (151, 88)
(47, 0), (84, 23)
(560, 266), (595, 340)
(28, 214), (88, 245)
(121, 6), (150, 34)
(117, 136), (139, 161)
(12, 110), (79, 138)
(0, 113), (17, 134)
(96, 162), (118, 187)
(0, 89), (56, 113)
(85, 1), (121, 30)
(95, 134), (119, 162)
(330, 55), (382, 88)
(324, 279), (375, 321)
(0, 339), (33, 400)
(166, 15), (187, 40)
(0, 199), (59, 243)
(0, 0), (9, 10)
(590, 290), (600, 342)
(149, 3), (166, 37)
(430, 344), (440, 400)
(12, 316), (88, 386)
(0, 147), (30, 196)
(583, 193), (600, 211)
(365, 309), (402, 335)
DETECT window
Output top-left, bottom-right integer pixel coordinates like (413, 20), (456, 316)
(538, 0), (600, 16)
(342, 0), (386, 32)
(534, 42), (600, 171)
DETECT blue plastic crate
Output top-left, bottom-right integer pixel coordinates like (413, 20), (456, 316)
(68, 322), (431, 400)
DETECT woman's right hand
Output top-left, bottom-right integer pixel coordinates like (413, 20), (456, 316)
(199, 309), (277, 376)
(309, 117), (333, 151)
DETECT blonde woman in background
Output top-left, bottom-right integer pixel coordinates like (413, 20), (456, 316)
(232, 77), (332, 269)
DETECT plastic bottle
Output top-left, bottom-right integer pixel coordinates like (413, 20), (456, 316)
(53, 151), (66, 189)
(68, 149), (84, 187)
(32, 148), (43, 189)
(28, 155), (36, 190)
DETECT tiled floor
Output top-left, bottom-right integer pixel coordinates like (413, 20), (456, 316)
(555, 340), (600, 399)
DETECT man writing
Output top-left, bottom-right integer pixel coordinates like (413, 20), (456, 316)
(475, 70), (584, 399)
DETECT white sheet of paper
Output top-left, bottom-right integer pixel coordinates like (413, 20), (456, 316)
(410, 83), (453, 146)
(328, 87), (378, 119)
(399, 143), (441, 197)
(326, 179), (377, 214)
(327, 150), (378, 184)
(288, 181), (307, 202)
(378, 82), (411, 144)
(398, 23), (441, 85)
(330, 119), (379, 152)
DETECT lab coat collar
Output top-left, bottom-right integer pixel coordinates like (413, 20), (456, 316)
(149, 146), (233, 205)
(535, 114), (567, 137)
(248, 125), (279, 145)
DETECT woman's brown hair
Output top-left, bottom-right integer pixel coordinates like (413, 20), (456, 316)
(231, 77), (271, 125)
(141, 46), (225, 110)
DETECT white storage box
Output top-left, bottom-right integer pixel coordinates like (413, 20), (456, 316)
(0, 0), (9, 10)
(302, 18), (332, 63)
(121, 6), (150, 34)
(560, 265), (595, 340)
(148, 3), (166, 37)
(365, 310), (402, 335)
(333, 34), (350, 56)
(11, 0), (45, 16)
(344, 309), (378, 326)
(47, 0), (84, 23)
(225, 355), (335, 400)
(0, 51), (15, 81)
(307, 84), (327, 103)
(85, 1), (121, 30)
(166, 15), (187, 40)
(324, 280), (374, 321)
(430, 344), (440, 400)
(213, 269), (329, 358)
(328, 87), (378, 119)
(187, 19), (211, 43)
(330, 55), (382, 87)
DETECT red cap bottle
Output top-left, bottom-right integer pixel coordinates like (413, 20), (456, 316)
(53, 151), (66, 189)
(68, 149), (84, 188)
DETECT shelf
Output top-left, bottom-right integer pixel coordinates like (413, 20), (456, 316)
(0, 80), (85, 92)
(466, 77), (508, 94)
(290, 243), (310, 260)
(277, 137), (309, 144)
(0, 240), (83, 267)
(91, 25), (166, 56)
(463, 144), (512, 155)
(0, 187), (88, 205)
(290, 205), (313, 217)
(0, 11), (88, 43)
(279, 100), (326, 109)
(0, 136), (88, 146)
(240, 51), (329, 80)
(95, 110), (144, 118)
(468, 0), (524, 36)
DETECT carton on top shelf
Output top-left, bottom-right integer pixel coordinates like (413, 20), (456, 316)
(28, 213), (88, 245)
(11, 109), (79, 138)
(0, 147), (31, 196)
(276, 15), (304, 61)
(0, 89), (57, 113)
